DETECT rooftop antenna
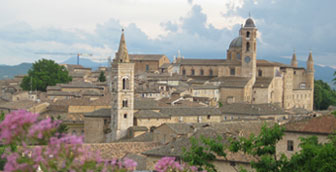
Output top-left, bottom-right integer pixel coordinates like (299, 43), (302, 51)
(293, 48), (296, 53)
(249, 11), (251, 18)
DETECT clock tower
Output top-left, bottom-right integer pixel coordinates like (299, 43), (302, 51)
(240, 17), (257, 84)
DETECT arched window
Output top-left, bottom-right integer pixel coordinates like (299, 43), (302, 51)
(258, 70), (263, 77)
(122, 78), (129, 90)
(246, 31), (250, 38)
(191, 69), (195, 75)
(182, 69), (186, 75)
(209, 69), (213, 76)
(230, 68), (235, 76)
(246, 42), (250, 51)
(123, 114), (127, 119)
(122, 99), (128, 107)
(200, 69), (204, 76)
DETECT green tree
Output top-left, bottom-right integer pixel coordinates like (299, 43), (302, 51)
(98, 71), (106, 82)
(20, 59), (72, 92)
(183, 136), (226, 172)
(314, 80), (336, 110)
(183, 124), (336, 172)
(333, 71), (336, 85)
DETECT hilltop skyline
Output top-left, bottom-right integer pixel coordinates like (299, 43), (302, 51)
(0, 0), (335, 67)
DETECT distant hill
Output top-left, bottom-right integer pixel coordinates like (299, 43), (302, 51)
(61, 57), (107, 70)
(0, 63), (32, 80)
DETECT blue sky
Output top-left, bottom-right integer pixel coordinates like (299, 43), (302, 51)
(0, 0), (335, 67)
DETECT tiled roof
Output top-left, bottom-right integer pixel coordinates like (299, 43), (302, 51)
(211, 77), (251, 88)
(47, 91), (80, 96)
(284, 115), (336, 134)
(0, 100), (39, 110)
(253, 77), (273, 88)
(84, 108), (111, 117)
(163, 123), (195, 135)
(257, 60), (289, 67)
(85, 142), (160, 160)
(134, 110), (170, 119)
(129, 54), (166, 61)
(160, 107), (222, 116)
(176, 58), (227, 65)
(120, 132), (154, 142)
(58, 82), (103, 89)
(192, 84), (219, 90)
(143, 137), (256, 163)
(219, 103), (287, 116)
(134, 98), (161, 110)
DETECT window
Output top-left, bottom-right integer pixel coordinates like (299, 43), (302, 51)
(246, 42), (250, 51)
(72, 130), (77, 135)
(191, 69), (195, 75)
(258, 70), (263, 77)
(207, 115), (211, 119)
(124, 114), (127, 119)
(287, 140), (294, 151)
(294, 71), (296, 75)
(300, 83), (306, 89)
(146, 65), (149, 71)
(237, 53), (241, 60)
(122, 78), (129, 90)
(200, 69), (204, 76)
(230, 68), (235, 76)
(182, 69), (186, 75)
(209, 69), (213, 76)
(122, 100), (128, 107)
(246, 31), (250, 38)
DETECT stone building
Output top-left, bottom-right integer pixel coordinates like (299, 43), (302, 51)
(276, 115), (336, 158)
(171, 17), (314, 111)
(129, 54), (170, 74)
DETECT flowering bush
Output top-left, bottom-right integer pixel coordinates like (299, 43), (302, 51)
(154, 157), (202, 172)
(0, 110), (136, 172)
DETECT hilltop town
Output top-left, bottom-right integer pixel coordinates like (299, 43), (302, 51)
(1, 17), (335, 171)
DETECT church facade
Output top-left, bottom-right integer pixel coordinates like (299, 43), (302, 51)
(172, 17), (314, 111)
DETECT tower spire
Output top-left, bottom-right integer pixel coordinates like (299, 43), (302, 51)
(116, 29), (130, 63)
(291, 48), (298, 67)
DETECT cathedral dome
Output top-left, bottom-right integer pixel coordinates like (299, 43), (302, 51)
(229, 36), (242, 49)
(244, 18), (256, 28)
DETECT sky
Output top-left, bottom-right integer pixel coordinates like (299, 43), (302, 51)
(0, 0), (335, 67)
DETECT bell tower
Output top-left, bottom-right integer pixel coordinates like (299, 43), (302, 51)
(240, 17), (257, 84)
(110, 29), (135, 141)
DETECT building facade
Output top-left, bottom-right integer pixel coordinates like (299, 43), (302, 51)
(172, 17), (314, 111)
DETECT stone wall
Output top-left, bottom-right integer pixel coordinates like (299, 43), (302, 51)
(276, 132), (328, 158)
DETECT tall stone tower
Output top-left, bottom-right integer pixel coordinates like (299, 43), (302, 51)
(240, 17), (257, 84)
(291, 49), (298, 67)
(306, 51), (314, 89)
(110, 30), (135, 141)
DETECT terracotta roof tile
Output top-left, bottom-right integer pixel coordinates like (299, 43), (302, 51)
(284, 115), (336, 134)
(85, 142), (160, 160)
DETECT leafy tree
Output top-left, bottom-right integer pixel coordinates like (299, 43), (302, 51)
(314, 80), (336, 110)
(183, 124), (336, 172)
(98, 71), (106, 82)
(333, 71), (336, 85)
(183, 136), (225, 172)
(20, 59), (72, 92)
